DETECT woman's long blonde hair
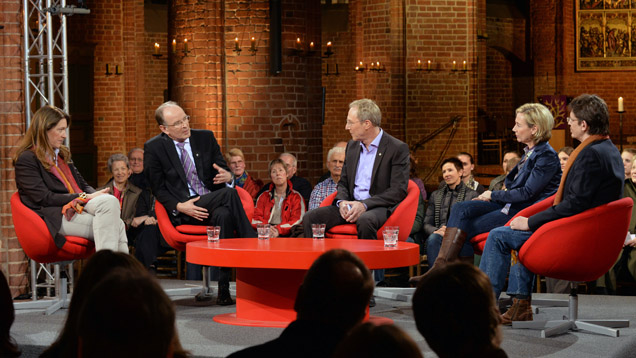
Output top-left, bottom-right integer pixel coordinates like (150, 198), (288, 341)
(13, 106), (71, 169)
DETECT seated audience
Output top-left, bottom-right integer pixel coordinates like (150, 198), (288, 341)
(557, 146), (574, 172)
(257, 153), (313, 204)
(308, 146), (345, 210)
(332, 322), (423, 358)
(228, 249), (375, 358)
(99, 153), (143, 245)
(252, 159), (305, 237)
(622, 148), (636, 180)
(424, 158), (479, 267)
(0, 270), (20, 357)
(413, 263), (506, 358)
(457, 152), (485, 194)
(317, 141), (347, 182)
(77, 268), (188, 358)
(13, 105), (128, 253)
(42, 250), (189, 358)
(127, 147), (148, 190)
(597, 159), (636, 294)
(410, 153), (427, 201)
(226, 148), (263, 200)
(489, 151), (521, 191)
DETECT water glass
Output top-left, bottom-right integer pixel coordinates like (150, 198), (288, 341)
(383, 226), (398, 247)
(257, 224), (270, 240)
(206, 226), (220, 242)
(311, 223), (326, 240)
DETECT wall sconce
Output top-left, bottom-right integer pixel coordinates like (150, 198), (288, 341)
(323, 41), (333, 58)
(249, 37), (257, 54)
(105, 64), (112, 76)
(233, 37), (242, 53)
(325, 63), (340, 76)
(183, 38), (190, 55)
(171, 39), (177, 54)
(152, 43), (162, 58)
(369, 61), (386, 72)
(115, 65), (123, 75)
(354, 61), (365, 72)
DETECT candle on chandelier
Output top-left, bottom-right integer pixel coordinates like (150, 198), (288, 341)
(309, 42), (315, 51)
(251, 37), (256, 51)
(618, 97), (624, 112)
(427, 60), (432, 70)
(183, 38), (188, 52)
(417, 59), (422, 70)
(171, 39), (176, 54)
(463, 60), (467, 70)
(234, 37), (240, 51)
(154, 43), (160, 55)
(452, 61), (457, 70)
(296, 37), (302, 51)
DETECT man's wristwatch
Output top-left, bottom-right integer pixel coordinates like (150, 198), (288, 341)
(78, 192), (87, 200)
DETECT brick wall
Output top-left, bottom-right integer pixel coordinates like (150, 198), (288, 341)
(0, 0), (28, 296)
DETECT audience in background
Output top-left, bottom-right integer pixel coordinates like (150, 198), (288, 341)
(621, 148), (636, 180)
(279, 153), (313, 203)
(413, 263), (506, 358)
(128, 147), (148, 190)
(252, 159), (305, 237)
(228, 249), (374, 358)
(42, 250), (189, 358)
(597, 159), (636, 294)
(489, 151), (521, 191)
(0, 270), (20, 357)
(410, 153), (427, 201)
(13, 105), (129, 253)
(308, 146), (345, 210)
(422, 158), (479, 268)
(99, 153), (143, 246)
(77, 268), (188, 358)
(557, 146), (574, 172)
(226, 148), (263, 200)
(332, 322), (423, 358)
(457, 152), (485, 194)
(317, 141), (348, 183)
(411, 103), (561, 283)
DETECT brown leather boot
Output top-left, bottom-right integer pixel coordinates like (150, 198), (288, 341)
(409, 227), (467, 284)
(500, 297), (533, 325)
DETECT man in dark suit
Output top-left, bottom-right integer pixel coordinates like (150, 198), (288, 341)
(302, 99), (410, 240)
(227, 249), (375, 358)
(480, 94), (624, 324)
(144, 101), (256, 305)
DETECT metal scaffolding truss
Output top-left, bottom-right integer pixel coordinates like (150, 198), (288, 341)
(22, 0), (89, 126)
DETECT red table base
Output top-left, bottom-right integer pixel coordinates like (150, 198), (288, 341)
(213, 267), (392, 328)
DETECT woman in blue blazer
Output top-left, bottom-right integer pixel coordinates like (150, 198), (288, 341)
(412, 103), (561, 282)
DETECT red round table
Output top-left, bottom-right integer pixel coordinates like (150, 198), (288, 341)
(186, 237), (419, 327)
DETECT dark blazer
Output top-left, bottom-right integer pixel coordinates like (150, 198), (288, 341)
(144, 129), (231, 216)
(335, 130), (410, 212)
(491, 141), (561, 212)
(528, 139), (624, 230)
(14, 150), (94, 248)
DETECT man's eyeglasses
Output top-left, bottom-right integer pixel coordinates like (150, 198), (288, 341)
(164, 116), (190, 128)
(566, 117), (579, 124)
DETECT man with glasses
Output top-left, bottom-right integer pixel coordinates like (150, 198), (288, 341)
(144, 101), (256, 305)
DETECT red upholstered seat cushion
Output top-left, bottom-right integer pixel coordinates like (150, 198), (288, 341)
(175, 225), (207, 235)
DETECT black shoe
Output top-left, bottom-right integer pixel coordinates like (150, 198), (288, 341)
(195, 291), (213, 302)
(217, 288), (235, 306)
(369, 296), (376, 308)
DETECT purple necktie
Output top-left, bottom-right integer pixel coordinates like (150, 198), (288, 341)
(176, 142), (209, 196)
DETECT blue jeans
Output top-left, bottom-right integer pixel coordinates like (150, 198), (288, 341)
(446, 200), (517, 239)
(426, 233), (475, 266)
(479, 226), (535, 299)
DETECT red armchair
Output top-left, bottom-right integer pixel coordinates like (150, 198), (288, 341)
(507, 195), (632, 337)
(319, 180), (420, 241)
(10, 192), (95, 314)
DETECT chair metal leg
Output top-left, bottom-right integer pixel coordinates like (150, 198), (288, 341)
(15, 261), (71, 315)
(373, 287), (415, 302)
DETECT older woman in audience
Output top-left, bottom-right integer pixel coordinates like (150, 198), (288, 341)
(100, 154), (144, 236)
(557, 146), (574, 172)
(413, 263), (507, 358)
(226, 148), (263, 199)
(621, 148), (636, 180)
(411, 103), (561, 282)
(13, 106), (128, 253)
(252, 159), (305, 238)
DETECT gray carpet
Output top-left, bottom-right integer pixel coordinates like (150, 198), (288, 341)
(11, 279), (636, 358)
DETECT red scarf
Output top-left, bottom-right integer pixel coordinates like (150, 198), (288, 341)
(45, 151), (82, 194)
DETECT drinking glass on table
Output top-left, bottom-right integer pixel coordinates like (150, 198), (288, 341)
(383, 226), (398, 247)
(257, 224), (270, 240)
(311, 223), (326, 240)
(206, 226), (220, 242)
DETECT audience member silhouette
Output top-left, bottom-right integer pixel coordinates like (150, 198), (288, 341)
(77, 268), (187, 358)
(412, 263), (507, 358)
(332, 322), (423, 358)
(41, 250), (188, 358)
(0, 270), (20, 357)
(557, 146), (574, 172)
(227, 249), (375, 358)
